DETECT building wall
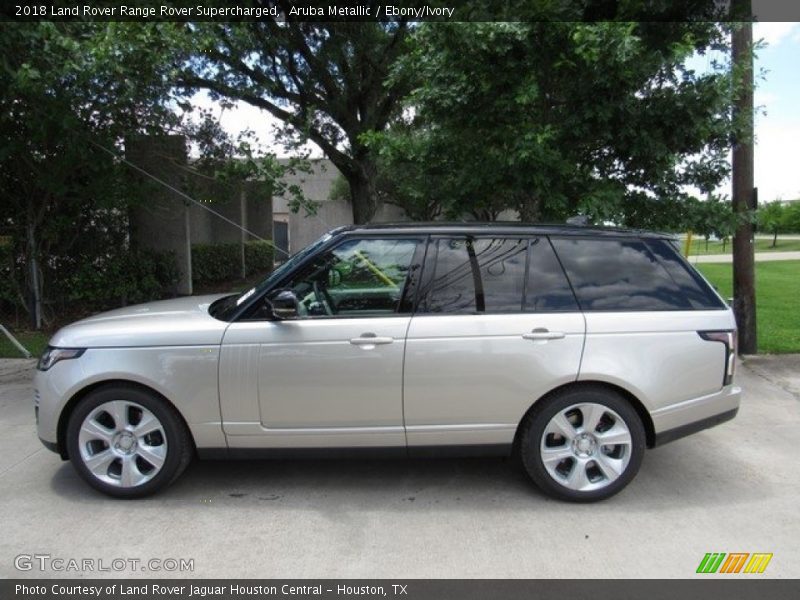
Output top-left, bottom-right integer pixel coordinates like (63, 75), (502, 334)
(275, 158), (408, 254)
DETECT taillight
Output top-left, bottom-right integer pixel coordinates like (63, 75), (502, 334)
(698, 330), (736, 386)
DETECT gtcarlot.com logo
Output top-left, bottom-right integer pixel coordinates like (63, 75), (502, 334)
(14, 553), (194, 573)
(696, 552), (773, 574)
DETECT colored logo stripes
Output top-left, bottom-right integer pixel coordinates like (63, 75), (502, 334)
(696, 553), (773, 574)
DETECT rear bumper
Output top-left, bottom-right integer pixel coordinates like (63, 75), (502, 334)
(651, 384), (741, 447)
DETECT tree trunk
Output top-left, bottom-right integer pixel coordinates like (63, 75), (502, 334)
(772, 228), (778, 247)
(731, 5), (757, 354)
(346, 158), (380, 224)
(26, 209), (43, 330)
(517, 194), (541, 223)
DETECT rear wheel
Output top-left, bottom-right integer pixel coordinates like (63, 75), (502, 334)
(519, 386), (645, 502)
(66, 385), (192, 498)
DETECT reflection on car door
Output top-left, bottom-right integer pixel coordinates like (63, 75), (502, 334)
(403, 236), (586, 450)
(219, 237), (422, 449)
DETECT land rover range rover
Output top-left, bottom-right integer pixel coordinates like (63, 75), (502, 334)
(34, 223), (740, 501)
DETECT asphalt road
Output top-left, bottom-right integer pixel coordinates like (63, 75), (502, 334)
(1, 356), (798, 579)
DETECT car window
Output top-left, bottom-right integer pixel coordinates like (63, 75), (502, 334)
(477, 238), (529, 312)
(525, 238), (579, 311)
(422, 238), (479, 313)
(550, 237), (693, 311)
(278, 238), (419, 317)
(421, 236), (577, 314)
(645, 239), (725, 309)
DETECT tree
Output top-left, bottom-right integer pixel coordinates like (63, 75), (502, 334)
(780, 202), (800, 233)
(0, 22), (303, 326)
(174, 16), (411, 224)
(371, 21), (734, 228)
(0, 23), (177, 327)
(757, 201), (785, 247)
(684, 196), (737, 251)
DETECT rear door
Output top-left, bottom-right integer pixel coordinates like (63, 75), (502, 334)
(551, 236), (732, 415)
(403, 236), (586, 449)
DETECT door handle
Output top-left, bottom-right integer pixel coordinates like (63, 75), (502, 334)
(349, 334), (394, 347)
(522, 328), (566, 341)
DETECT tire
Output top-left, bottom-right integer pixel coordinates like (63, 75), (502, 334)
(518, 385), (645, 502)
(66, 384), (193, 498)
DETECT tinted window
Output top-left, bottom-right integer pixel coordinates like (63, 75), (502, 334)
(277, 237), (419, 317)
(645, 240), (725, 309)
(423, 238), (478, 313)
(550, 238), (692, 311)
(421, 237), (578, 314)
(476, 238), (528, 312)
(525, 238), (579, 311)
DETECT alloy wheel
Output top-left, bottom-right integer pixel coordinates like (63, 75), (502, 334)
(77, 400), (168, 488)
(539, 402), (633, 492)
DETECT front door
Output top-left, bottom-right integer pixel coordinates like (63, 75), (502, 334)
(220, 236), (422, 449)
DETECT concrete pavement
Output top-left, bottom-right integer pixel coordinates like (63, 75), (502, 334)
(0, 357), (798, 579)
(690, 251), (800, 263)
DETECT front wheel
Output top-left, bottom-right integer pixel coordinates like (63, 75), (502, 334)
(66, 385), (193, 498)
(519, 386), (645, 502)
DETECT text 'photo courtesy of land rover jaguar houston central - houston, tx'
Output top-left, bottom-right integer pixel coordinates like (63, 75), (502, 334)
(34, 223), (740, 501)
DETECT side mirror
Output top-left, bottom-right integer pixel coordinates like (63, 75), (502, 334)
(266, 290), (299, 320)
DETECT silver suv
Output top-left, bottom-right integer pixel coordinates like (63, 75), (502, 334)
(34, 223), (740, 501)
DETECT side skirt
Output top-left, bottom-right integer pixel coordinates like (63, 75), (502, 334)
(197, 444), (512, 460)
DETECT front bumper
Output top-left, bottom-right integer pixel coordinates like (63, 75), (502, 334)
(38, 437), (59, 454)
(651, 384), (741, 447)
(33, 358), (85, 458)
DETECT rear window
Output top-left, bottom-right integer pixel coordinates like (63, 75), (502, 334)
(550, 237), (715, 311)
(645, 240), (725, 309)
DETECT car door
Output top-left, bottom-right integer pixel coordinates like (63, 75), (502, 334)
(403, 236), (586, 450)
(219, 236), (424, 449)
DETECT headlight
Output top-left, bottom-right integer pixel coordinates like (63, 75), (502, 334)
(37, 346), (86, 371)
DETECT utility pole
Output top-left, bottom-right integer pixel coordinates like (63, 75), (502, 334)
(731, 0), (757, 354)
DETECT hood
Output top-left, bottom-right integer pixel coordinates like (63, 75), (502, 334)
(49, 294), (231, 348)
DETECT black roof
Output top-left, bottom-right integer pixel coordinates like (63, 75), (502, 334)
(336, 222), (675, 239)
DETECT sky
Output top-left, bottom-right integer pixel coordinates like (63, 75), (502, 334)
(750, 22), (800, 201)
(193, 22), (800, 204)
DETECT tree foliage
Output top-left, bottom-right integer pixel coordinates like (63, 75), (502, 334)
(171, 15), (412, 223)
(0, 22), (175, 324)
(0, 22), (297, 325)
(757, 200), (800, 246)
(370, 21), (736, 228)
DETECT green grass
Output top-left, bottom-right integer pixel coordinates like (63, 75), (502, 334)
(697, 260), (800, 354)
(0, 329), (49, 359)
(687, 237), (800, 256)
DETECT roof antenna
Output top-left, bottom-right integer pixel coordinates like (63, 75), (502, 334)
(566, 215), (591, 226)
